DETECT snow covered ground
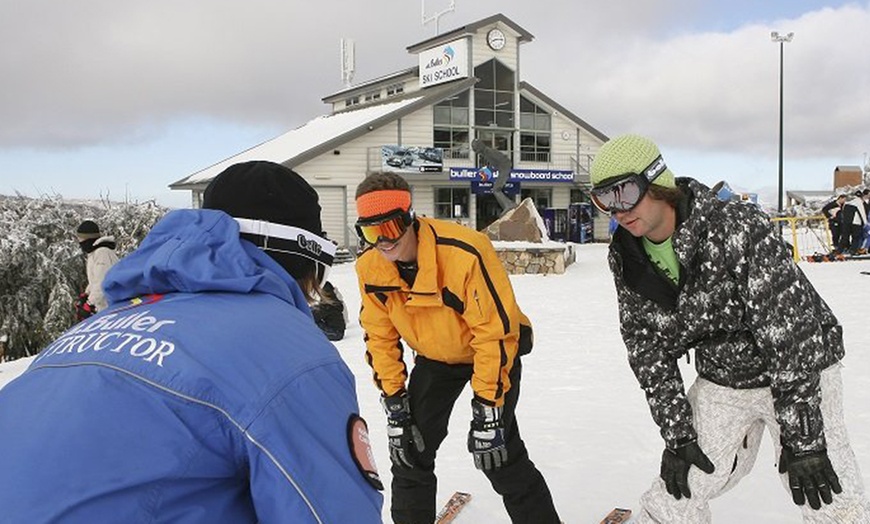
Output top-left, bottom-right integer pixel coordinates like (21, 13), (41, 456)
(2, 243), (869, 522)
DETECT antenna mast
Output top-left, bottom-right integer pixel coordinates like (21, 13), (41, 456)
(340, 38), (355, 87)
(422, 0), (456, 35)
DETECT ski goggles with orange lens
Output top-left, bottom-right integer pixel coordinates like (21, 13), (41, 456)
(355, 209), (415, 245)
(590, 155), (668, 213)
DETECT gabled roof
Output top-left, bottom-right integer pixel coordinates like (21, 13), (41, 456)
(406, 13), (534, 54)
(170, 78), (477, 189)
(519, 81), (609, 143)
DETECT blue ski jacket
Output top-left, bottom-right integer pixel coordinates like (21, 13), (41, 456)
(0, 209), (383, 523)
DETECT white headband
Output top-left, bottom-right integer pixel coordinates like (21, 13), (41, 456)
(234, 218), (337, 267)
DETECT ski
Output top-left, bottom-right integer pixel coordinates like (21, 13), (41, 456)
(600, 507), (632, 524)
(435, 491), (472, 524)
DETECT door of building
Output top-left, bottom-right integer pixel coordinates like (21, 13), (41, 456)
(476, 193), (504, 231)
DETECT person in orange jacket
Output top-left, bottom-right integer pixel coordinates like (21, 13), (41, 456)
(354, 171), (560, 524)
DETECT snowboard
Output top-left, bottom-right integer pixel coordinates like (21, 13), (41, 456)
(600, 507), (632, 524)
(435, 491), (472, 524)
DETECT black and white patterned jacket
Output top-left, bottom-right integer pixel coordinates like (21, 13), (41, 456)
(608, 177), (844, 453)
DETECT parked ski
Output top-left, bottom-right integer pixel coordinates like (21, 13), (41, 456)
(435, 491), (472, 524)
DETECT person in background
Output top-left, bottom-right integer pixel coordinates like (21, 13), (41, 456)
(608, 215), (619, 239)
(311, 280), (348, 341)
(589, 134), (870, 523)
(838, 190), (867, 255)
(861, 189), (870, 254)
(353, 172), (560, 524)
(75, 219), (119, 313)
(0, 161), (383, 523)
(820, 194), (846, 252)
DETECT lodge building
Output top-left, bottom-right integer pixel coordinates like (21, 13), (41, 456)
(169, 13), (610, 249)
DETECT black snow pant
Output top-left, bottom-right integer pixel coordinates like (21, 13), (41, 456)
(390, 355), (560, 524)
(827, 219), (841, 249)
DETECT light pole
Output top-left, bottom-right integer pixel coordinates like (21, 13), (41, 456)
(771, 31), (794, 215)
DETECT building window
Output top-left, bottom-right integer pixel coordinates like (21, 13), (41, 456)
(519, 96), (551, 162)
(435, 187), (470, 219)
(364, 91), (381, 102)
(473, 59), (515, 129)
(345, 96), (360, 107)
(387, 83), (405, 97)
(434, 90), (470, 159)
(521, 187), (552, 212)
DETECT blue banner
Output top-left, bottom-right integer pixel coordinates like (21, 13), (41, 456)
(449, 167), (574, 183)
(471, 181), (521, 196)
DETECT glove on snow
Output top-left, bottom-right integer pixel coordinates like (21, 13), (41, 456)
(660, 440), (715, 499)
(779, 444), (842, 510)
(381, 391), (425, 469)
(467, 397), (508, 471)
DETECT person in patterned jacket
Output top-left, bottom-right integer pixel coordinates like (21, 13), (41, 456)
(354, 171), (560, 524)
(590, 134), (870, 523)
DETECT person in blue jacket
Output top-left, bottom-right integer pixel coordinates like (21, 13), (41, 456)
(0, 161), (384, 523)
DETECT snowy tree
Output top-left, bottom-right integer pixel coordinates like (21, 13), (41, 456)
(0, 194), (167, 361)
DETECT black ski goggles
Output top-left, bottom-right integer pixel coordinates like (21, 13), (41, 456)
(590, 155), (668, 213)
(355, 208), (415, 246)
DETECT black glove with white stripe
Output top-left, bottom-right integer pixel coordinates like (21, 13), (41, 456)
(467, 397), (508, 471)
(381, 391), (425, 469)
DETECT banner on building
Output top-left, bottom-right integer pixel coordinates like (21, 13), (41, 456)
(449, 167), (574, 183)
(381, 145), (443, 173)
(471, 180), (521, 196)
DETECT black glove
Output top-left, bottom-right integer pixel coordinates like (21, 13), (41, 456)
(74, 293), (96, 322)
(381, 391), (425, 469)
(778, 444), (842, 510)
(660, 440), (716, 500)
(467, 398), (508, 471)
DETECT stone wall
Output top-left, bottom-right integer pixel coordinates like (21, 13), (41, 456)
(494, 244), (575, 275)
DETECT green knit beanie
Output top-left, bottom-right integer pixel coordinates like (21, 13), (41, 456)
(590, 134), (676, 189)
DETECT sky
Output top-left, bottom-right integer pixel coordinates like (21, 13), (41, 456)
(3, 243), (870, 522)
(1, 0), (869, 209)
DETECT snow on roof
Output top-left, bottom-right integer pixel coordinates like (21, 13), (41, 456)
(173, 97), (423, 187)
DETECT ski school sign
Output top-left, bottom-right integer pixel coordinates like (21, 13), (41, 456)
(419, 38), (469, 88)
(449, 167), (575, 183)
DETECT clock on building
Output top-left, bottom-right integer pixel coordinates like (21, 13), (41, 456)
(486, 28), (506, 51)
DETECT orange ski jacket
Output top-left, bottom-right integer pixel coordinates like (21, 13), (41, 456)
(356, 217), (532, 406)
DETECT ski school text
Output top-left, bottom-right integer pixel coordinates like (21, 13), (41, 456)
(34, 310), (176, 367)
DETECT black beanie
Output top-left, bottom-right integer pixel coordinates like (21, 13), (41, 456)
(76, 220), (101, 241)
(202, 161), (322, 279)
(203, 161), (322, 234)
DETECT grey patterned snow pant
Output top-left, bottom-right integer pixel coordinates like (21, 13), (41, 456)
(637, 364), (870, 523)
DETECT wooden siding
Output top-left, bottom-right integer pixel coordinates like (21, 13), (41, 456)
(313, 186), (347, 247)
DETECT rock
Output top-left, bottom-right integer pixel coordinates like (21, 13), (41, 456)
(484, 198), (547, 242)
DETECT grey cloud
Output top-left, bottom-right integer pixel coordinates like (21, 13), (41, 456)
(1, 0), (867, 164)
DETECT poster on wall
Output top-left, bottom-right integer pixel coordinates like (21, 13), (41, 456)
(381, 145), (443, 173)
